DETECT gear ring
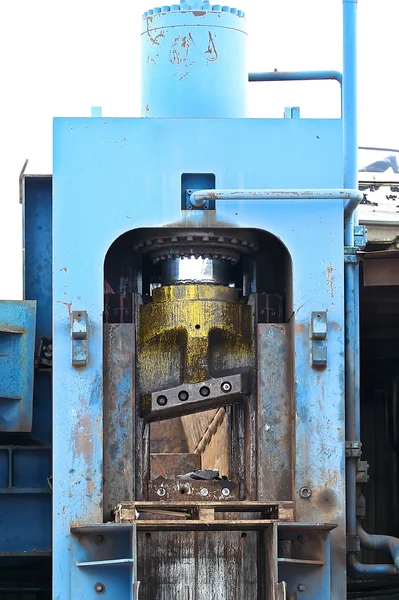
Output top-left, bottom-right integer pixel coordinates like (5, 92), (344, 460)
(133, 231), (258, 264)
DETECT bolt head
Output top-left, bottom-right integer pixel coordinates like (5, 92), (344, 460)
(94, 583), (105, 593)
(157, 395), (167, 406)
(157, 487), (166, 497)
(221, 487), (230, 497)
(200, 488), (209, 497)
(298, 584), (306, 592)
(221, 382), (232, 393)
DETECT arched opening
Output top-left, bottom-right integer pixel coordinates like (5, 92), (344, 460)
(103, 227), (293, 514)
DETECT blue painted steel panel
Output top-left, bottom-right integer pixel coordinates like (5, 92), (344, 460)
(23, 176), (52, 351)
(1, 494), (51, 553)
(70, 524), (137, 599)
(0, 300), (36, 432)
(52, 115), (345, 598)
(23, 175), (52, 445)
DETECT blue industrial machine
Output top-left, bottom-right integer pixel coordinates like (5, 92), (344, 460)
(2, 1), (399, 599)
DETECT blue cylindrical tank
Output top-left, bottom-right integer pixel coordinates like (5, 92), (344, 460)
(141, 3), (247, 118)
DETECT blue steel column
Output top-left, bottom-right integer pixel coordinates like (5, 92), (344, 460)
(141, 3), (247, 117)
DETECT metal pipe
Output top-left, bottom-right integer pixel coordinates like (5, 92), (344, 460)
(343, 2), (399, 578)
(343, 0), (359, 245)
(248, 70), (342, 84)
(357, 523), (399, 569)
(189, 188), (362, 209)
(345, 258), (360, 541)
(348, 553), (399, 578)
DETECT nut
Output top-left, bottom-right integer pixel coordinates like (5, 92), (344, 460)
(221, 488), (230, 497)
(200, 488), (209, 497)
(157, 488), (166, 497)
(221, 382), (232, 393)
(299, 486), (312, 499)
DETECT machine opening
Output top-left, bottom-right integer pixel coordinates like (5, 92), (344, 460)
(103, 227), (292, 515)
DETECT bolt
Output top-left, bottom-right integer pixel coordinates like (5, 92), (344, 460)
(94, 583), (105, 594)
(157, 395), (167, 406)
(178, 390), (189, 402)
(221, 382), (232, 393)
(299, 486), (312, 499)
(157, 487), (166, 497)
(199, 386), (210, 397)
(298, 584), (306, 592)
(222, 488), (230, 497)
(200, 488), (209, 497)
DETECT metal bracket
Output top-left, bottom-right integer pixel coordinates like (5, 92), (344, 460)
(141, 373), (250, 421)
(354, 225), (367, 249)
(284, 106), (300, 119)
(345, 441), (362, 458)
(186, 189), (210, 210)
(356, 494), (366, 519)
(310, 311), (327, 368)
(344, 246), (359, 264)
(356, 460), (369, 484)
(71, 311), (88, 367)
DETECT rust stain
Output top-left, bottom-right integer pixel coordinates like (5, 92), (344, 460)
(60, 267), (68, 273)
(204, 32), (218, 62)
(323, 260), (335, 297)
(56, 300), (72, 316)
(295, 323), (305, 334)
(193, 10), (206, 16)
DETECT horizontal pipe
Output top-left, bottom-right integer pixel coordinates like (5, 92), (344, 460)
(358, 523), (399, 569)
(348, 553), (399, 578)
(248, 70), (342, 84)
(189, 188), (362, 208)
(347, 523), (399, 580)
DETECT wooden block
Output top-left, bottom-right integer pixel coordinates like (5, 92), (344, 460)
(278, 506), (294, 522)
(198, 508), (215, 521)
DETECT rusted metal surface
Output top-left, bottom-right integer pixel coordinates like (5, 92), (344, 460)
(257, 323), (293, 502)
(103, 324), (135, 518)
(148, 477), (238, 502)
(114, 501), (292, 525)
(137, 530), (260, 599)
(151, 419), (189, 453)
(150, 453), (201, 480)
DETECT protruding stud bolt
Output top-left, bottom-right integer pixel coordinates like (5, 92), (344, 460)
(94, 583), (105, 594)
(222, 488), (230, 497)
(221, 382), (232, 393)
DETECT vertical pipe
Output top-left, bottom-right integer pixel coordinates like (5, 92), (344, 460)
(343, 0), (358, 246)
(345, 258), (360, 540)
(343, 0), (359, 552)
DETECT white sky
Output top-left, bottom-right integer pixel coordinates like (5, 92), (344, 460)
(0, 0), (398, 299)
